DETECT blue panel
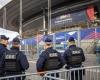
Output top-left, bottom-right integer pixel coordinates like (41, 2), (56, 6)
(81, 28), (95, 40)
(22, 37), (36, 45)
(96, 27), (100, 33)
(55, 32), (66, 43)
(66, 31), (77, 40)
(21, 27), (100, 46)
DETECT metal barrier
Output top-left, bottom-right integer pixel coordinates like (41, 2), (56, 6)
(0, 66), (100, 80)
(43, 66), (100, 80)
(0, 72), (42, 80)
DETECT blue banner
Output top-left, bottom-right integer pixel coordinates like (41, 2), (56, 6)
(21, 27), (100, 46)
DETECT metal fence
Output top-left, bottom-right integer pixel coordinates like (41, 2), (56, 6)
(0, 72), (42, 80)
(0, 66), (100, 80)
(44, 66), (100, 80)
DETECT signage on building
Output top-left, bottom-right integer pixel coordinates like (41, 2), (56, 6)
(52, 10), (88, 26)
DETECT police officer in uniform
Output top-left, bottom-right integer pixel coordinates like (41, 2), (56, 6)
(0, 35), (9, 77)
(63, 37), (85, 80)
(36, 38), (63, 79)
(4, 37), (29, 80)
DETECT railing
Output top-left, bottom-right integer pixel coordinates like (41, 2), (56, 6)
(0, 72), (42, 80)
(0, 66), (100, 80)
(44, 66), (100, 80)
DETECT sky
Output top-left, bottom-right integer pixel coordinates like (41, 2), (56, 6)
(0, 0), (12, 9)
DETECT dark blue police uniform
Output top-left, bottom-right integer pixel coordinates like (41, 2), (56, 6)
(11, 38), (29, 72)
(0, 35), (9, 77)
(0, 44), (8, 76)
(10, 47), (29, 72)
(63, 37), (85, 80)
(5, 37), (29, 80)
(36, 38), (63, 80)
(37, 47), (63, 71)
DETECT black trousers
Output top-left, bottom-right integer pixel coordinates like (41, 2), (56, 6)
(70, 70), (83, 80)
(0, 70), (5, 80)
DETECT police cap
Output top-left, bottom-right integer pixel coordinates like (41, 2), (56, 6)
(12, 37), (20, 44)
(68, 37), (75, 42)
(44, 38), (52, 44)
(0, 35), (9, 40)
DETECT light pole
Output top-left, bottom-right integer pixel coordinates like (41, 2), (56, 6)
(43, 8), (47, 35)
(19, 0), (23, 39)
(19, 0), (23, 50)
(48, 0), (52, 34)
(3, 7), (7, 29)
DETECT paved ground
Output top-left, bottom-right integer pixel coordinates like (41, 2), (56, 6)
(27, 54), (98, 73)
(83, 54), (97, 66)
(24, 53), (100, 80)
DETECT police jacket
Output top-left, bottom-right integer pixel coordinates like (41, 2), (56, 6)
(63, 45), (85, 68)
(10, 47), (29, 72)
(36, 47), (63, 72)
(0, 43), (8, 74)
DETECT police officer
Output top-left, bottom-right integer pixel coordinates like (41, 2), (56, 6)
(0, 35), (9, 77)
(36, 38), (63, 79)
(4, 37), (29, 80)
(63, 37), (85, 80)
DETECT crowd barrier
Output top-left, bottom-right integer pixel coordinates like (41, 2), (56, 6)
(0, 66), (100, 80)
(44, 66), (100, 80)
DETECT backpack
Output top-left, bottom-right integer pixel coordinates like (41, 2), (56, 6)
(4, 50), (21, 72)
(67, 47), (83, 65)
(44, 51), (62, 70)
